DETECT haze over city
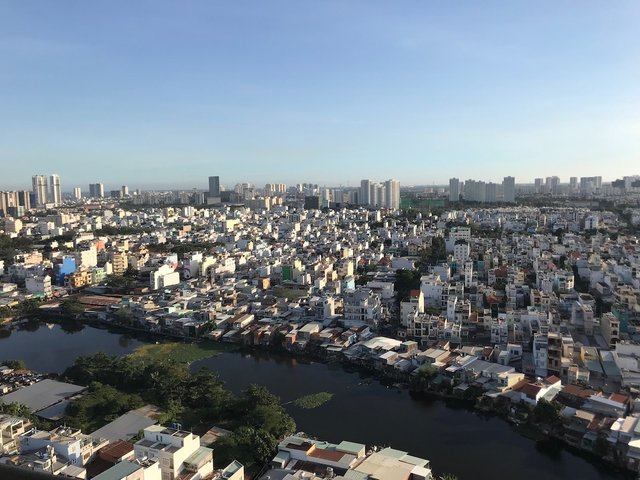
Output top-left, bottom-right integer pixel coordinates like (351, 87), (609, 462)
(1, 1), (640, 190)
(5, 3), (640, 480)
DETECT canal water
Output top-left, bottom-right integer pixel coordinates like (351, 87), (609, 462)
(0, 323), (632, 480)
(0, 322), (143, 373)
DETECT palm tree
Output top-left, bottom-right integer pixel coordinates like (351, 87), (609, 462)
(439, 475), (458, 480)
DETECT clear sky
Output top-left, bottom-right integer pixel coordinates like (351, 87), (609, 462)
(1, 1), (639, 191)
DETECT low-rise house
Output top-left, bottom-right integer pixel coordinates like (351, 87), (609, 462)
(0, 414), (31, 455)
(93, 459), (161, 480)
(20, 426), (108, 466)
(583, 393), (628, 418)
(518, 376), (562, 406)
(133, 425), (213, 480)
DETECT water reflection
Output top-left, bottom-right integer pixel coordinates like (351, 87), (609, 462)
(0, 323), (634, 480)
(0, 322), (143, 374)
(194, 352), (633, 480)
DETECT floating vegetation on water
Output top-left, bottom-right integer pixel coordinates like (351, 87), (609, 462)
(293, 392), (334, 409)
(130, 342), (231, 363)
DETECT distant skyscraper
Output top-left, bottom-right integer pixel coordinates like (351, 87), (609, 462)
(486, 182), (498, 203)
(0, 191), (19, 216)
(534, 178), (544, 194)
(32, 175), (48, 207)
(121, 185), (129, 197)
(371, 183), (384, 208)
(546, 176), (560, 195)
(89, 183), (104, 198)
(49, 174), (61, 206)
(579, 176), (602, 194)
(207, 176), (221, 205)
(384, 179), (400, 209)
(569, 177), (578, 191)
(360, 179), (371, 206)
(208, 176), (220, 197)
(17, 191), (31, 211)
(502, 176), (515, 203)
(449, 178), (460, 202)
(73, 187), (82, 200)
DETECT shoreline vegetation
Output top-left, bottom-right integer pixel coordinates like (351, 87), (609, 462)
(1, 325), (295, 474)
(63, 352), (296, 473)
(291, 392), (334, 409)
(1, 317), (634, 478)
(129, 341), (232, 363)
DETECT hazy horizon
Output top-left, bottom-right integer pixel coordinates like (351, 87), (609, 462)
(1, 1), (639, 190)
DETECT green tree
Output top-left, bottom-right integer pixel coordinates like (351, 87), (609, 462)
(65, 383), (144, 432)
(409, 365), (438, 392)
(0, 359), (26, 370)
(60, 297), (85, 317)
(394, 269), (421, 303)
(0, 401), (32, 418)
(532, 399), (562, 428)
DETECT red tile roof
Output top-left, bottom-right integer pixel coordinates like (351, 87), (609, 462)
(546, 375), (561, 385)
(519, 383), (542, 399)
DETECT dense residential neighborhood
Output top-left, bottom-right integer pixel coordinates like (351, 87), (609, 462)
(2, 177), (640, 478)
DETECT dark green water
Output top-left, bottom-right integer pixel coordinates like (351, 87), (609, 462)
(0, 324), (632, 480)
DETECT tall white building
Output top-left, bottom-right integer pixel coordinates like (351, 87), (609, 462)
(546, 176), (560, 195)
(486, 182), (498, 203)
(384, 179), (400, 209)
(569, 176), (578, 191)
(464, 179), (487, 202)
(73, 187), (82, 200)
(449, 178), (460, 202)
(49, 174), (62, 206)
(502, 176), (515, 203)
(32, 175), (48, 207)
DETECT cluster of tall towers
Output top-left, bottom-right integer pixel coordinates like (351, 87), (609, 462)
(360, 179), (400, 209)
(449, 176), (516, 203)
(31, 174), (62, 207)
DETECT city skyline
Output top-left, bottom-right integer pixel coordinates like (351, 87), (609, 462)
(1, 2), (639, 188)
(4, 171), (640, 195)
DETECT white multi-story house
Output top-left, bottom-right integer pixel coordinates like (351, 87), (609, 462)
(420, 274), (444, 308)
(491, 318), (509, 346)
(151, 264), (181, 290)
(343, 287), (382, 328)
(20, 426), (107, 466)
(134, 425), (213, 480)
(533, 333), (549, 377)
(25, 275), (52, 298)
(453, 241), (470, 263)
(0, 414), (31, 455)
(400, 290), (424, 327)
(76, 245), (98, 269)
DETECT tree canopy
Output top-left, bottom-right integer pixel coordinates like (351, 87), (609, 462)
(62, 352), (295, 469)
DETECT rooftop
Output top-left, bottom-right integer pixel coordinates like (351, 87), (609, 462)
(0, 379), (86, 413)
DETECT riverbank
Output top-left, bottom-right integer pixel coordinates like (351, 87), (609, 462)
(1, 316), (635, 480)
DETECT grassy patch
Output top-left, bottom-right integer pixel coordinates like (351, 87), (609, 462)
(130, 342), (231, 364)
(293, 392), (334, 409)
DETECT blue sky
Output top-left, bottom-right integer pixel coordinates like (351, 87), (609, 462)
(1, 1), (639, 190)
